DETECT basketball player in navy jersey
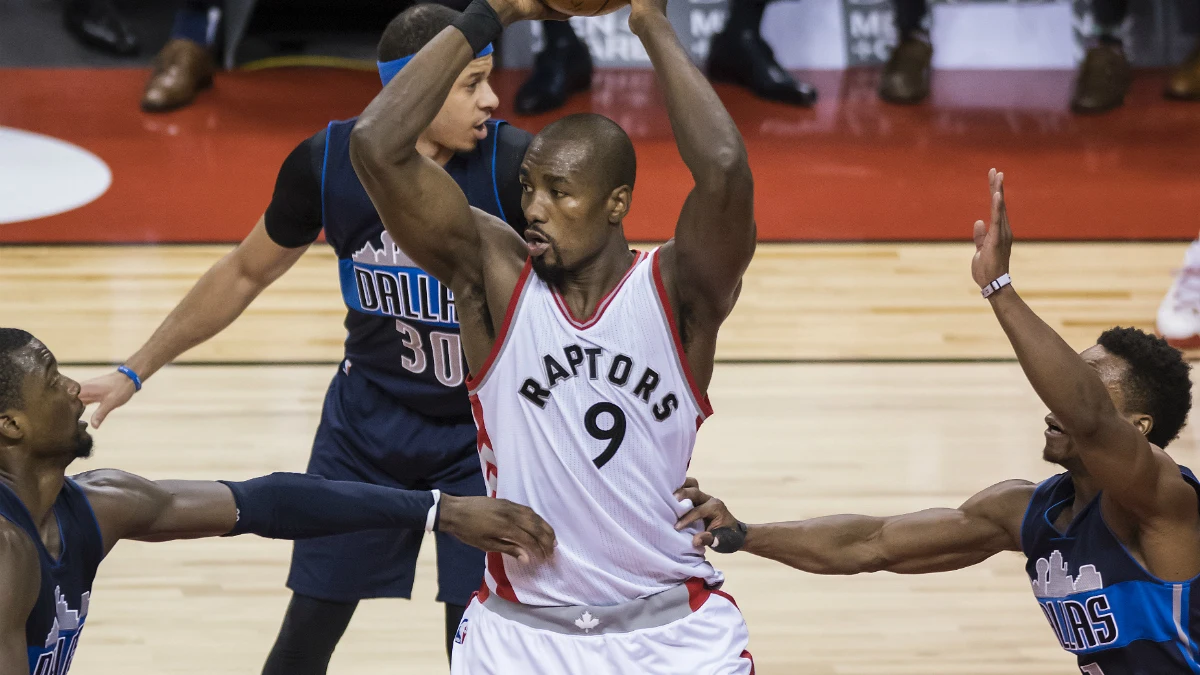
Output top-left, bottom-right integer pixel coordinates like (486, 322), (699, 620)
(78, 5), (532, 672)
(678, 171), (1200, 674)
(0, 329), (555, 675)
(352, 0), (758, 670)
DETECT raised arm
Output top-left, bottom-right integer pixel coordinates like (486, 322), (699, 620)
(75, 469), (555, 563)
(0, 521), (38, 673)
(676, 478), (1032, 574)
(972, 170), (1197, 523)
(78, 217), (308, 428)
(628, 0), (755, 390)
(349, 0), (546, 295)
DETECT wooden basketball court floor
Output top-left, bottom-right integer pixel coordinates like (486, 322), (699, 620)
(4, 240), (1198, 673)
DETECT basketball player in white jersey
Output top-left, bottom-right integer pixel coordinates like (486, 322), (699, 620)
(348, 0), (756, 670)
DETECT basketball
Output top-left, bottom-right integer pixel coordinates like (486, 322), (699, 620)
(542, 0), (629, 17)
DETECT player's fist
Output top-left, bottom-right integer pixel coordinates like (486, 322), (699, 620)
(438, 495), (556, 563)
(971, 169), (1014, 290)
(674, 478), (745, 552)
(79, 371), (138, 429)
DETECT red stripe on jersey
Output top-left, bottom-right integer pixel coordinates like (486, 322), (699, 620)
(651, 250), (715, 418)
(487, 551), (519, 602)
(712, 588), (740, 609)
(741, 650), (755, 674)
(469, 395), (498, 496)
(467, 258), (533, 391)
(476, 581), (490, 603)
(551, 250), (647, 329)
(685, 577), (711, 612)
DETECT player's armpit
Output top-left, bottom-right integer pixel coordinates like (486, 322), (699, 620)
(0, 520), (41, 668)
(74, 470), (236, 551)
(739, 479), (1033, 576)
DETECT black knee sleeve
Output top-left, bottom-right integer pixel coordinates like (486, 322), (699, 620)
(262, 593), (359, 675)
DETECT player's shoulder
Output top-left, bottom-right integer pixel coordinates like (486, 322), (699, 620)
(495, 122), (533, 153)
(0, 515), (38, 577)
(962, 479), (1037, 518)
(474, 208), (527, 259)
(72, 469), (165, 508)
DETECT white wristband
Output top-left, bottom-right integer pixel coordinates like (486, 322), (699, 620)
(425, 489), (441, 533)
(981, 273), (1011, 299)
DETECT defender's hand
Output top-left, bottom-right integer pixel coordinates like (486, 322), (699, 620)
(438, 495), (556, 563)
(971, 169), (1014, 289)
(674, 478), (742, 550)
(485, 0), (568, 24)
(79, 371), (137, 429)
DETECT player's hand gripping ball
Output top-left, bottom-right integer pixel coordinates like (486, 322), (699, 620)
(542, 0), (629, 17)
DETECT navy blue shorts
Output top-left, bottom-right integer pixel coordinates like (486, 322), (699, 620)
(286, 365), (485, 605)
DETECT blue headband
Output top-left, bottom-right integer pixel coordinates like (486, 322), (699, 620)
(378, 43), (494, 86)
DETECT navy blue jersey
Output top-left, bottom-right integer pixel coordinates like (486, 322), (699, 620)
(321, 118), (512, 420)
(1021, 468), (1200, 673)
(0, 478), (104, 675)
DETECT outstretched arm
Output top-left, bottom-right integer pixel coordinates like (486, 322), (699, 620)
(76, 469), (555, 563)
(675, 478), (1032, 574)
(79, 217), (307, 428)
(972, 171), (1198, 523)
(629, 2), (755, 335)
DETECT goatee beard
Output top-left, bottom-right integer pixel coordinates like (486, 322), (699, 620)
(531, 255), (566, 287)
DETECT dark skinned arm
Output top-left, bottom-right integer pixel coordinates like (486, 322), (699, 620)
(74, 469), (555, 563)
(973, 170), (1198, 523)
(629, 4), (755, 329)
(0, 521), (38, 672)
(348, 0), (551, 295)
(675, 478), (1032, 574)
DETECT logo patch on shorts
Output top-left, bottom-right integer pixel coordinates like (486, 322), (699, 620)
(574, 611), (600, 633)
(454, 617), (468, 645)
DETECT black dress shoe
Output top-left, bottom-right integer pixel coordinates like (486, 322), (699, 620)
(706, 29), (817, 106)
(514, 36), (593, 115)
(63, 0), (139, 56)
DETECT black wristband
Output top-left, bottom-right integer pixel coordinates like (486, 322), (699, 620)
(709, 521), (748, 554)
(453, 0), (504, 55)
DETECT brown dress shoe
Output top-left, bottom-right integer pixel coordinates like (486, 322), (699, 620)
(879, 37), (933, 104)
(1070, 42), (1131, 114)
(1165, 45), (1200, 101)
(142, 38), (215, 113)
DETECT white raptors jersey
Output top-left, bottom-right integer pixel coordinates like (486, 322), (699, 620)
(467, 248), (723, 607)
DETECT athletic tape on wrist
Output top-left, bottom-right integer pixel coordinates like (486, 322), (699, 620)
(452, 0), (503, 56)
(426, 489), (442, 533)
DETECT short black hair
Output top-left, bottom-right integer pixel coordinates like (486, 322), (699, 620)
(1097, 326), (1192, 448)
(535, 113), (637, 193)
(378, 3), (461, 62)
(0, 329), (35, 412)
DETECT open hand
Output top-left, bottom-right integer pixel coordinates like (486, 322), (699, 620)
(674, 477), (743, 551)
(79, 371), (137, 428)
(438, 495), (556, 564)
(971, 169), (1014, 289)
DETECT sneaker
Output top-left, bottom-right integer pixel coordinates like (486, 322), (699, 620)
(1157, 254), (1200, 349)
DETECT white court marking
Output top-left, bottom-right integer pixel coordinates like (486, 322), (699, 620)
(0, 126), (111, 225)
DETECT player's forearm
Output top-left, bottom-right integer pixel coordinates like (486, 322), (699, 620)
(743, 516), (891, 575)
(988, 287), (1116, 439)
(124, 252), (269, 379)
(629, 12), (749, 187)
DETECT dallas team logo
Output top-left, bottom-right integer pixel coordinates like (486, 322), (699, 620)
(32, 587), (89, 675)
(1031, 551), (1118, 652)
(340, 231), (458, 328)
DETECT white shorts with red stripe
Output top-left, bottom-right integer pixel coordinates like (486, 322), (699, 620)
(450, 579), (753, 675)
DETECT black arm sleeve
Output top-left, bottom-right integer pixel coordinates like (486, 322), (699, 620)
(494, 123), (532, 234)
(220, 473), (435, 539)
(263, 129), (327, 248)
